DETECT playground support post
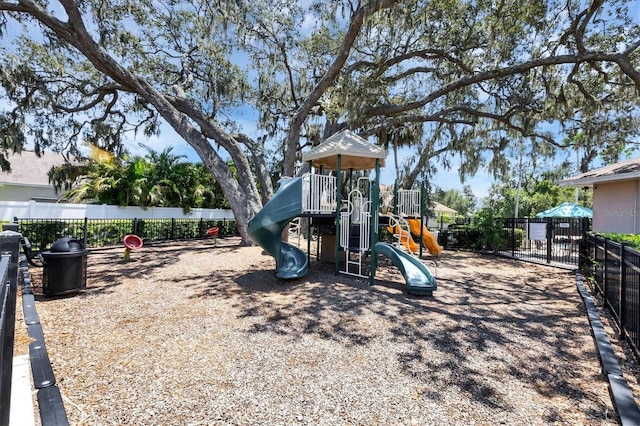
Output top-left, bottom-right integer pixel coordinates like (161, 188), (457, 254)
(307, 161), (313, 266)
(334, 155), (342, 275)
(369, 159), (381, 286)
(392, 182), (398, 216)
(419, 182), (425, 258)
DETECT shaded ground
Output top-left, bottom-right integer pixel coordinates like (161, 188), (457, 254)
(17, 238), (639, 425)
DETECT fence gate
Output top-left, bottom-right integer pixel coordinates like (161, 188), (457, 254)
(501, 217), (591, 268)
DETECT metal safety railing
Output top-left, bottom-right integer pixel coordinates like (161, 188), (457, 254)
(16, 217), (238, 252)
(301, 174), (337, 214)
(586, 235), (640, 362)
(396, 189), (420, 217)
(440, 217), (591, 269)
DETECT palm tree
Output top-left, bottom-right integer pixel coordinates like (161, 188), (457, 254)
(55, 145), (229, 211)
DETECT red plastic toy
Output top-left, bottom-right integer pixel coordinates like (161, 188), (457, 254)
(206, 227), (219, 245)
(123, 234), (143, 261)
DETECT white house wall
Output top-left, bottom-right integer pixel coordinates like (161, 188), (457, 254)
(592, 180), (640, 234)
(0, 184), (59, 202)
(0, 200), (235, 221)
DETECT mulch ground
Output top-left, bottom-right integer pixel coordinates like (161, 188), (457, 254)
(13, 238), (640, 425)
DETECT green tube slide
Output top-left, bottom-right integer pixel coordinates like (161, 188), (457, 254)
(374, 242), (437, 296)
(248, 177), (309, 279)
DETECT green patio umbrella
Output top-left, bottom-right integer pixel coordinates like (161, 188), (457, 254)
(535, 202), (593, 218)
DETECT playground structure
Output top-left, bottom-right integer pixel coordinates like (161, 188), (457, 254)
(122, 234), (143, 261)
(248, 129), (441, 295)
(206, 227), (219, 245)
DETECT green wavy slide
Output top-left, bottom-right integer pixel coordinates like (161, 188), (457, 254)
(248, 177), (309, 279)
(374, 242), (437, 296)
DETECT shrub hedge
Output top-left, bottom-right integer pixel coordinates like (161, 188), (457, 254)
(17, 218), (239, 251)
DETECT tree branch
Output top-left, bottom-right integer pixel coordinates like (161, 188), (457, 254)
(283, 0), (400, 176)
(366, 50), (639, 118)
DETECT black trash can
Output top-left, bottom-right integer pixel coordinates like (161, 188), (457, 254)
(41, 237), (88, 296)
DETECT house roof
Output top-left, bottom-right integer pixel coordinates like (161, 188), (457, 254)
(559, 157), (640, 187)
(0, 150), (69, 187)
(301, 129), (386, 170)
(432, 202), (457, 215)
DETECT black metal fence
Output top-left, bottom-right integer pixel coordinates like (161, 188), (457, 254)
(0, 231), (19, 425)
(501, 217), (591, 268)
(439, 217), (592, 269)
(0, 254), (15, 425)
(586, 234), (640, 361)
(0, 228), (69, 424)
(16, 217), (239, 252)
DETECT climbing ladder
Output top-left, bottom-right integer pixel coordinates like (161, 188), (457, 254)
(340, 178), (373, 278)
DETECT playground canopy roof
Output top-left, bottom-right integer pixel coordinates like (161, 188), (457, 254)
(535, 202), (593, 218)
(301, 129), (386, 170)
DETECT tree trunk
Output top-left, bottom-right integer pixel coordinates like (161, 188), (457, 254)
(6, 1), (265, 246)
(173, 139), (260, 245)
(140, 83), (263, 245)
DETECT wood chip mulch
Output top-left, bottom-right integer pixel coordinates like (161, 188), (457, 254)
(15, 238), (640, 425)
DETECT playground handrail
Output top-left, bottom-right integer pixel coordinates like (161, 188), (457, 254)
(301, 174), (337, 214)
(385, 215), (415, 252)
(396, 189), (420, 217)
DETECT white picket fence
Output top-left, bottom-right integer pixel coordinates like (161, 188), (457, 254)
(0, 200), (235, 221)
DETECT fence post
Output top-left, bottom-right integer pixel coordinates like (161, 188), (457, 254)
(578, 217), (590, 272)
(171, 218), (176, 240)
(546, 218), (553, 263)
(0, 230), (20, 425)
(620, 242), (629, 333)
(510, 218), (516, 257)
(592, 233), (597, 263)
(83, 217), (88, 248)
(592, 234), (601, 294)
(603, 237), (608, 297)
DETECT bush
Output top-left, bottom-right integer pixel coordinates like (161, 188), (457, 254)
(599, 233), (640, 249)
(472, 209), (504, 251)
(441, 209), (526, 252)
(20, 221), (70, 251)
(85, 221), (133, 246)
(439, 225), (482, 249)
(500, 228), (526, 250)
